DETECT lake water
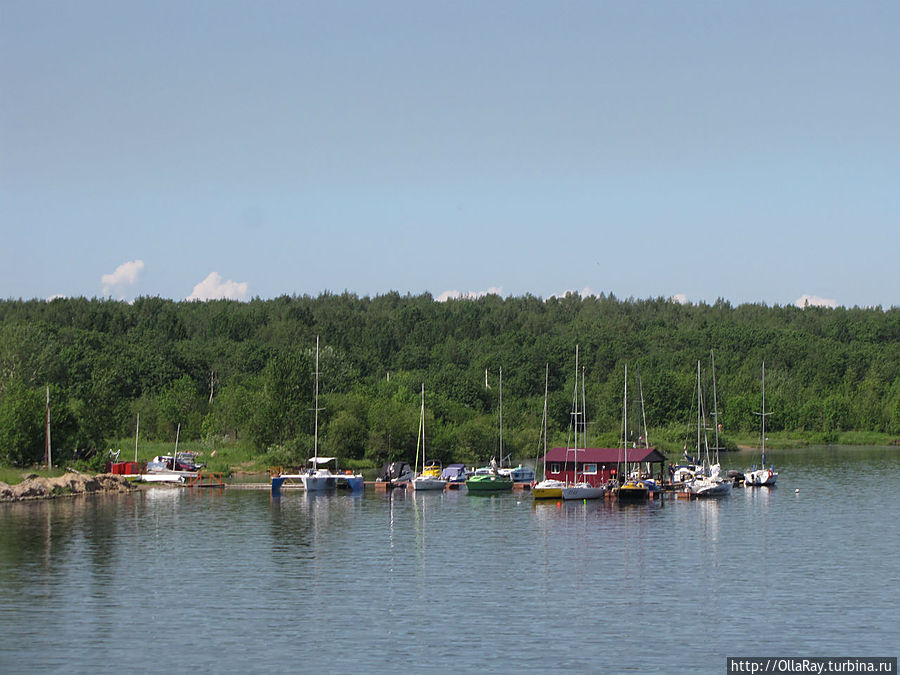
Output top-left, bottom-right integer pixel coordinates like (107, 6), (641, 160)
(1, 446), (898, 673)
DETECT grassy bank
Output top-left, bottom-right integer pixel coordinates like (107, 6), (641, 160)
(0, 466), (67, 485)
(724, 430), (900, 450)
(601, 426), (900, 458)
(107, 436), (266, 475)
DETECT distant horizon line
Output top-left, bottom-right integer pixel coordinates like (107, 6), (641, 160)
(5, 290), (895, 312)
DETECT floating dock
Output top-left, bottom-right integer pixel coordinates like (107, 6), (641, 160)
(197, 481), (740, 497)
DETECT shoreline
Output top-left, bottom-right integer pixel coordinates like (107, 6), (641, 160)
(4, 441), (898, 502)
(0, 470), (135, 503)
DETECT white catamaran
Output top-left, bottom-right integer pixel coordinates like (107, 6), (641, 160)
(272, 337), (363, 493)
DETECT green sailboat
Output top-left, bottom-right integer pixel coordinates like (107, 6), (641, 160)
(466, 366), (513, 494)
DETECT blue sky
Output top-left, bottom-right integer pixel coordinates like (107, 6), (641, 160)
(2, 1), (898, 308)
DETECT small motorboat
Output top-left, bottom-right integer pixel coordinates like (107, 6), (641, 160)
(375, 461), (414, 488)
(440, 464), (469, 484)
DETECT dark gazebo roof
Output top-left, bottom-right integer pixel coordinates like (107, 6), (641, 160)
(541, 447), (667, 464)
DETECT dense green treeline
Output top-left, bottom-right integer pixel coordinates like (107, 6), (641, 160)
(1, 293), (899, 468)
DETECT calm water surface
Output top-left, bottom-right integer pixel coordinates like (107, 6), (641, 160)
(1, 446), (898, 673)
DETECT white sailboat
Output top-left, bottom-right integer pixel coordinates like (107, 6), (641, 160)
(562, 348), (606, 501)
(533, 364), (564, 499)
(684, 359), (731, 497)
(744, 361), (778, 487)
(411, 384), (447, 491)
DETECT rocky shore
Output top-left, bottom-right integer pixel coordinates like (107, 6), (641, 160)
(0, 470), (135, 503)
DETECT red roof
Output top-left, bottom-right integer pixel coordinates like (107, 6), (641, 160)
(542, 447), (667, 463)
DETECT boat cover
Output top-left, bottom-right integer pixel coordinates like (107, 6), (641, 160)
(440, 464), (468, 480)
(378, 461), (412, 481)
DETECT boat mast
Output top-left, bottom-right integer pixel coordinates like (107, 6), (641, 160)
(701, 374), (711, 470)
(422, 384), (426, 473)
(135, 413), (140, 463)
(314, 336), (320, 465)
(697, 361), (709, 468)
(638, 367), (649, 449)
(581, 364), (587, 481)
(750, 360), (774, 472)
(45, 385), (52, 469)
(540, 364), (549, 480)
(415, 383), (424, 476)
(637, 367), (650, 477)
(761, 361), (766, 467)
(571, 346), (580, 484)
(623, 363), (628, 481)
(498, 366), (503, 469)
(711, 350), (720, 464)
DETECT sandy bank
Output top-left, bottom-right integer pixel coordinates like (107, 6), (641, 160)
(0, 470), (135, 503)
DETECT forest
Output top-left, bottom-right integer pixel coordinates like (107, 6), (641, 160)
(1, 292), (899, 469)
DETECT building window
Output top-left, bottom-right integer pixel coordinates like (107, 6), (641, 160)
(550, 463), (560, 474)
(583, 463), (598, 475)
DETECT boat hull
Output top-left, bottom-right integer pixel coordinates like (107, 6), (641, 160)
(139, 471), (189, 483)
(375, 479), (411, 490)
(301, 473), (337, 491)
(338, 475), (365, 491)
(272, 473), (362, 493)
(533, 479), (564, 499)
(466, 476), (513, 493)
(688, 478), (733, 497)
(616, 483), (650, 501)
(744, 469), (777, 487)
(533, 487), (562, 499)
(410, 478), (447, 491)
(561, 485), (607, 500)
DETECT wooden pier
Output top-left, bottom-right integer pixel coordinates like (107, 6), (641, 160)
(199, 481), (715, 498)
(184, 472), (226, 488)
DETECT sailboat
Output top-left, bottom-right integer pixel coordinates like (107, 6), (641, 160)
(562, 352), (606, 501)
(411, 384), (447, 491)
(467, 367), (513, 493)
(617, 364), (650, 501)
(744, 361), (778, 487)
(272, 337), (363, 493)
(684, 359), (732, 497)
(533, 364), (564, 500)
(299, 337), (338, 491)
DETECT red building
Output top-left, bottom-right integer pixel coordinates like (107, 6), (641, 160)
(539, 447), (668, 486)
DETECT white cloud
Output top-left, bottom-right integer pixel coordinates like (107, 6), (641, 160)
(436, 286), (504, 302)
(46, 294), (66, 302)
(795, 294), (837, 309)
(672, 293), (689, 304)
(187, 272), (249, 301)
(549, 287), (598, 300)
(101, 259), (144, 297)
